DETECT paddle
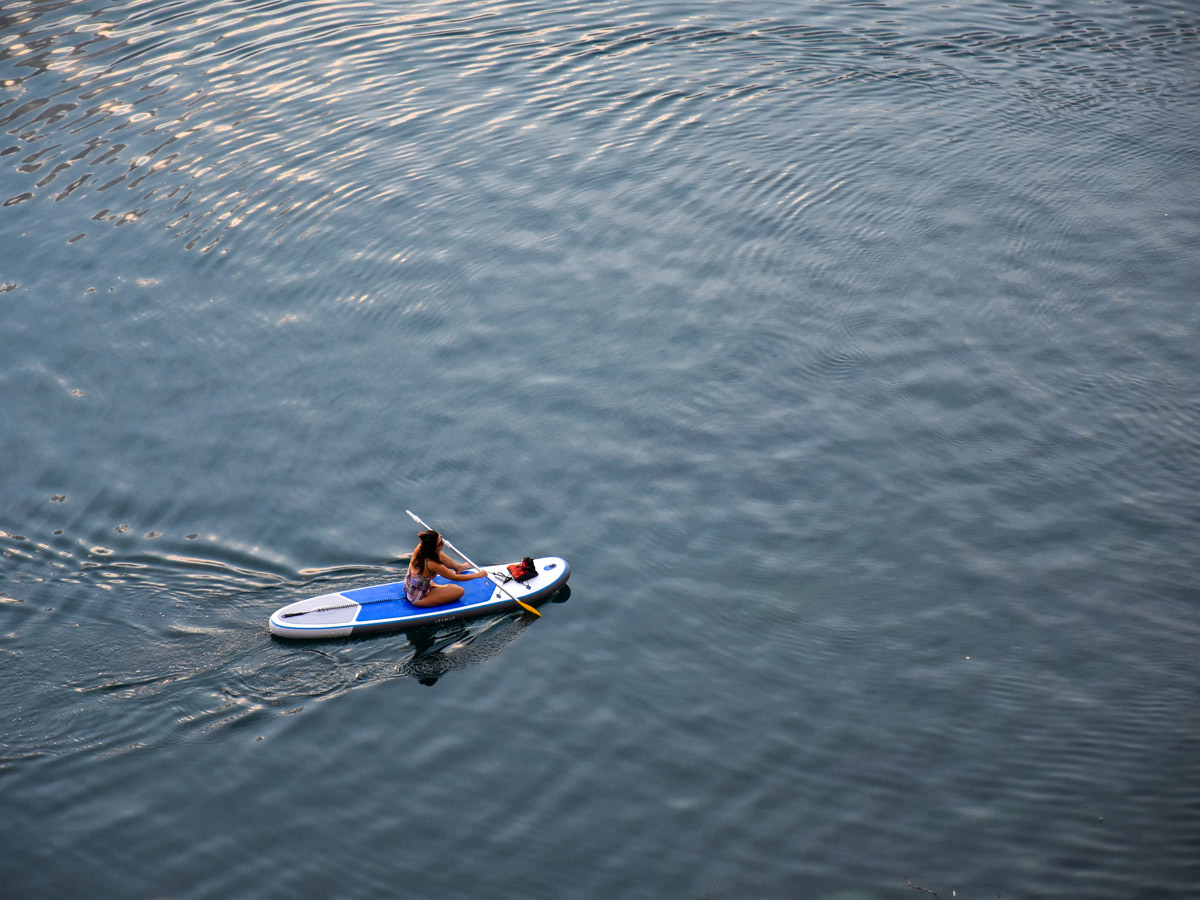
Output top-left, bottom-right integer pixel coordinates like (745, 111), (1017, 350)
(405, 510), (541, 618)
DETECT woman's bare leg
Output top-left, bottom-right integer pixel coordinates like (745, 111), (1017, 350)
(411, 582), (465, 607)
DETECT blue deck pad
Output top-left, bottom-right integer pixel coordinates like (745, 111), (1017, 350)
(348, 573), (497, 622)
(342, 581), (406, 603)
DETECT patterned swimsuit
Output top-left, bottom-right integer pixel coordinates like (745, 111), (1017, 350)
(404, 569), (433, 602)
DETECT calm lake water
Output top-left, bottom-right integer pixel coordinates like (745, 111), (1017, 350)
(3, 0), (1198, 897)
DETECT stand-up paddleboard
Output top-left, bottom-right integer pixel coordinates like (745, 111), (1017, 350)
(268, 557), (570, 639)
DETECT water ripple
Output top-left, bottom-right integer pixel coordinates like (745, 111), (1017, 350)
(3, 0), (1193, 258)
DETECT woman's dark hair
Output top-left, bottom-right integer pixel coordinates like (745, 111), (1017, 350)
(412, 530), (441, 573)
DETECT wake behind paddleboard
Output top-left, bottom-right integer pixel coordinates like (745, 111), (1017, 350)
(268, 557), (570, 639)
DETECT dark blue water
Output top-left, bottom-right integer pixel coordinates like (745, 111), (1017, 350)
(3, 1), (1198, 897)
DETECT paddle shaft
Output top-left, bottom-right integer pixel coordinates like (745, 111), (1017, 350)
(405, 510), (541, 617)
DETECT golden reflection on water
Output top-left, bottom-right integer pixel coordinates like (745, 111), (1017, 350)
(1, 1), (445, 252)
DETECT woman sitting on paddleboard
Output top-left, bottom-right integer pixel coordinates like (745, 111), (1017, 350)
(406, 530), (489, 606)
